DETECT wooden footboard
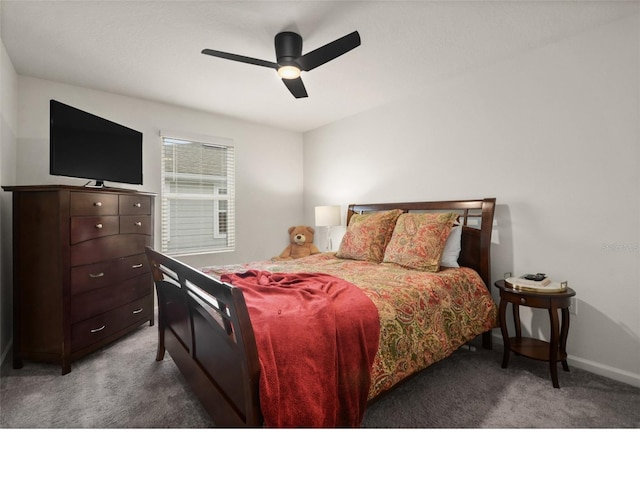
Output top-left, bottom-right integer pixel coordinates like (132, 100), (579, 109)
(146, 247), (263, 427)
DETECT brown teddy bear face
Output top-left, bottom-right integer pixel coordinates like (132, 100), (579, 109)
(273, 225), (320, 260)
(288, 225), (314, 245)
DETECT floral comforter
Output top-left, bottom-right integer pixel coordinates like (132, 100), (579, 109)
(202, 253), (498, 400)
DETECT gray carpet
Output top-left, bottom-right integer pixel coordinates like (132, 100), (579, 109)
(1, 323), (639, 428)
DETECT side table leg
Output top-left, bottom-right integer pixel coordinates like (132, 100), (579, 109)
(499, 298), (510, 368)
(560, 308), (571, 372)
(512, 303), (522, 339)
(548, 306), (561, 388)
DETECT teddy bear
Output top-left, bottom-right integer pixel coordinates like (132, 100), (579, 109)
(272, 225), (321, 260)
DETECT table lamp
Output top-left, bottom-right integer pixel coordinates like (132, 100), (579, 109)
(314, 205), (341, 252)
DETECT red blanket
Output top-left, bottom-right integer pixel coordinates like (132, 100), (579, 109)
(221, 270), (380, 427)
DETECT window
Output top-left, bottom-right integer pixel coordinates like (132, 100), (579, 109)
(161, 132), (235, 255)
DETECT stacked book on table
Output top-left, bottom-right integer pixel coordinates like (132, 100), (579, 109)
(505, 273), (568, 293)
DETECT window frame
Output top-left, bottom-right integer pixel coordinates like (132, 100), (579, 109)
(160, 131), (235, 256)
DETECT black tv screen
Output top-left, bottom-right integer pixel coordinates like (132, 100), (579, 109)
(50, 100), (143, 187)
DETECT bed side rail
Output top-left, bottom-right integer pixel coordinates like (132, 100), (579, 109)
(145, 247), (262, 427)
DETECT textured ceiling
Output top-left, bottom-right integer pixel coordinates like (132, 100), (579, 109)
(2, 0), (637, 132)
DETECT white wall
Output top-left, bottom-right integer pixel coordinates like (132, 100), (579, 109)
(304, 15), (640, 386)
(15, 77), (304, 267)
(0, 39), (18, 366)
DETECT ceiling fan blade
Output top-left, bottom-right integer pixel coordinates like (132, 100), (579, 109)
(282, 77), (308, 98)
(297, 31), (361, 72)
(201, 49), (277, 69)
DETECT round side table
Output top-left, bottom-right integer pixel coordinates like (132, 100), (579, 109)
(494, 279), (576, 388)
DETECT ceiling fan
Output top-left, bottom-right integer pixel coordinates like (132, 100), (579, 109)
(201, 30), (361, 99)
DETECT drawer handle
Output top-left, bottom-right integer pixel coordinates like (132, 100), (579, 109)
(90, 325), (106, 333)
(132, 263), (143, 269)
(520, 297), (527, 304)
(94, 201), (102, 207)
(95, 223), (103, 229)
(133, 202), (141, 208)
(89, 272), (105, 278)
(132, 308), (143, 314)
(134, 221), (142, 227)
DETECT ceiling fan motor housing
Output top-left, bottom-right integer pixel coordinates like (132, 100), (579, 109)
(275, 31), (303, 67)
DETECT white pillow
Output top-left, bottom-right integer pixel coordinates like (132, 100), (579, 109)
(440, 225), (462, 268)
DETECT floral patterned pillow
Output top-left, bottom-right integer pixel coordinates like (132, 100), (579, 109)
(383, 212), (459, 271)
(336, 209), (403, 263)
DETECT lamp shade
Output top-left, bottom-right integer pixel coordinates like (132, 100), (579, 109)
(315, 205), (341, 227)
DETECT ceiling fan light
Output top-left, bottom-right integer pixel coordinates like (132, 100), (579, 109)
(277, 65), (301, 79)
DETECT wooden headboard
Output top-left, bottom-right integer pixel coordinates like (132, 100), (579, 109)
(347, 198), (496, 289)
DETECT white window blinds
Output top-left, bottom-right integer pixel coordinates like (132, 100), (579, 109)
(161, 132), (235, 255)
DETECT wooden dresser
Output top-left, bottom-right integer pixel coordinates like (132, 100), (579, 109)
(2, 185), (156, 374)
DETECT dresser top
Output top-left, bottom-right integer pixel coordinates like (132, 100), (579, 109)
(2, 184), (157, 196)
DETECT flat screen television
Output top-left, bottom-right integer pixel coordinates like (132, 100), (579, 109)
(50, 100), (143, 188)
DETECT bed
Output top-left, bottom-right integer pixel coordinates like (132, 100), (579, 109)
(146, 198), (498, 427)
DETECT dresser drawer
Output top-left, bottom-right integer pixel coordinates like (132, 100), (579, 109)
(70, 216), (119, 244)
(118, 253), (151, 280)
(70, 273), (152, 323)
(71, 295), (153, 352)
(120, 215), (152, 235)
(70, 192), (118, 216)
(71, 259), (120, 294)
(70, 234), (151, 266)
(119, 195), (151, 215)
(70, 253), (150, 295)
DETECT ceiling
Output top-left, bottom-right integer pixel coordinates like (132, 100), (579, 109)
(1, 0), (637, 132)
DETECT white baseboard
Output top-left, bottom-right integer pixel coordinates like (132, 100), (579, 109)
(566, 356), (640, 389)
(489, 332), (640, 389)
